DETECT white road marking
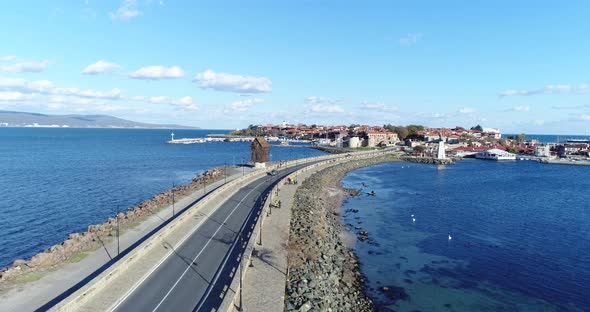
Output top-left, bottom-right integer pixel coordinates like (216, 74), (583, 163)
(107, 178), (267, 312)
(151, 179), (267, 312)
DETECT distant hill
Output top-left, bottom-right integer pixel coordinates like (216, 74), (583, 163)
(0, 110), (198, 129)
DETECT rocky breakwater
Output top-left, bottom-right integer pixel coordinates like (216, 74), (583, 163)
(401, 156), (455, 165)
(286, 155), (398, 311)
(0, 167), (226, 288)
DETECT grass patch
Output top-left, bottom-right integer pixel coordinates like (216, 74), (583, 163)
(69, 251), (90, 263)
(22, 271), (44, 283)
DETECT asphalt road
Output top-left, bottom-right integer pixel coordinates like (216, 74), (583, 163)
(110, 164), (305, 312)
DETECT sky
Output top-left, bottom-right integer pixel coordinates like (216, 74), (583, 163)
(1, 1), (590, 134)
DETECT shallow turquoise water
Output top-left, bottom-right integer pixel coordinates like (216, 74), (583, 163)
(341, 160), (589, 311)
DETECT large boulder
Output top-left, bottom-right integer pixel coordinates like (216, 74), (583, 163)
(29, 252), (57, 268)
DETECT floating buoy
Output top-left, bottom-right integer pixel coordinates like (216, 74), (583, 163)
(448, 235), (453, 241)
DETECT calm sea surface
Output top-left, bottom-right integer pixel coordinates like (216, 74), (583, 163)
(0, 128), (326, 268)
(506, 134), (590, 143)
(342, 160), (589, 311)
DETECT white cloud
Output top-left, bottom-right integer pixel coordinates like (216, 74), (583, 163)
(500, 84), (590, 97)
(0, 60), (50, 73)
(0, 91), (27, 101)
(176, 96), (198, 111)
(224, 98), (263, 113)
(0, 76), (121, 100)
(110, 0), (141, 21)
(399, 33), (423, 46)
(148, 96), (169, 104)
(581, 114), (590, 121)
(129, 65), (185, 79)
(458, 107), (475, 114)
(304, 96), (338, 104)
(130, 94), (198, 111)
(359, 101), (397, 112)
(54, 87), (122, 99)
(513, 105), (530, 112)
(194, 70), (272, 93)
(0, 56), (17, 62)
(81, 60), (121, 75)
(533, 119), (545, 126)
(308, 104), (344, 114)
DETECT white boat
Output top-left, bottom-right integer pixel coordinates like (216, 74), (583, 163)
(475, 149), (516, 161)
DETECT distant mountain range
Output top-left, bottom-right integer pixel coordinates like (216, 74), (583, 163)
(0, 110), (198, 129)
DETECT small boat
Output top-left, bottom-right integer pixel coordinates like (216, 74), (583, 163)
(368, 191), (376, 196)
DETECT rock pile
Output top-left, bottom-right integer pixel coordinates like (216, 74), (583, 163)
(401, 156), (455, 165)
(286, 154), (399, 311)
(0, 167), (226, 286)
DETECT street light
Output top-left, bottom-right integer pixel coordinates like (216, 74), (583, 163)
(116, 205), (120, 256)
(238, 234), (244, 311)
(172, 182), (175, 217)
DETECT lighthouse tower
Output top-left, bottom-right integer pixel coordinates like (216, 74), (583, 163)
(437, 133), (446, 159)
(171, 132), (175, 141)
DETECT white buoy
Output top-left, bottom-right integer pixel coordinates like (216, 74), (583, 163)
(411, 214), (414, 217)
(448, 234), (452, 240)
(412, 217), (416, 223)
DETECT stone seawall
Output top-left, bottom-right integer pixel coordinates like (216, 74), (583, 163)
(0, 167), (226, 287)
(310, 146), (350, 154)
(285, 155), (399, 311)
(401, 156), (456, 165)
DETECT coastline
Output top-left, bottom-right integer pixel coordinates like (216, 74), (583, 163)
(285, 155), (399, 311)
(0, 166), (229, 290)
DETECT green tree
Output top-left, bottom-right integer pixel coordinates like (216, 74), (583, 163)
(406, 125), (424, 139)
(414, 145), (426, 152)
(516, 133), (526, 143)
(393, 126), (409, 140)
(471, 124), (483, 131)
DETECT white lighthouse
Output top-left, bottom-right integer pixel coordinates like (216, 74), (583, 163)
(437, 133), (446, 159)
(171, 132), (175, 141)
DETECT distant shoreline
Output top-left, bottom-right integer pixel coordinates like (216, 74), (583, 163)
(0, 126), (200, 130)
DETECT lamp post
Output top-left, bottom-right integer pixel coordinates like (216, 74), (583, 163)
(242, 156), (245, 176)
(172, 182), (175, 217)
(238, 234), (244, 311)
(224, 161), (227, 184)
(116, 205), (120, 256)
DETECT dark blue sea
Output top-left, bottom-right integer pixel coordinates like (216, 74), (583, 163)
(0, 128), (326, 268)
(506, 134), (590, 143)
(342, 160), (589, 311)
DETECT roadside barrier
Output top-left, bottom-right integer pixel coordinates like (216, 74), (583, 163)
(51, 149), (392, 311)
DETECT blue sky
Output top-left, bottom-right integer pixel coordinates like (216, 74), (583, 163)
(1, 0), (589, 134)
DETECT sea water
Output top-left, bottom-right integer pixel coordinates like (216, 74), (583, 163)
(0, 128), (326, 268)
(342, 160), (589, 311)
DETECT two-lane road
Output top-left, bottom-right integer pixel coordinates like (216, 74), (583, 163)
(110, 164), (305, 312)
